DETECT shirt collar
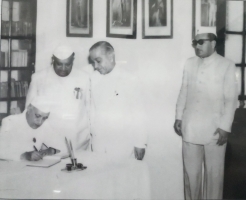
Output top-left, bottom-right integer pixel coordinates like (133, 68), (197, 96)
(199, 51), (218, 65)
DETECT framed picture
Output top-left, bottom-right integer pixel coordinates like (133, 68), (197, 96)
(192, 0), (221, 39)
(66, 0), (93, 37)
(106, 0), (137, 39)
(142, 0), (173, 39)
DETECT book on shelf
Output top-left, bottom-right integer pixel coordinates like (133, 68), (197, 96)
(0, 52), (5, 67)
(9, 80), (29, 98)
(0, 82), (8, 98)
(11, 1), (33, 36)
(0, 51), (8, 67)
(0, 80), (28, 98)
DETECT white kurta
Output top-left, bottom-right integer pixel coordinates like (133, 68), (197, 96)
(90, 65), (147, 159)
(0, 111), (66, 161)
(26, 66), (90, 150)
(176, 52), (238, 145)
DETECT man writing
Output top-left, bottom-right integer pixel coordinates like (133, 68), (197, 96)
(89, 41), (147, 160)
(0, 97), (54, 161)
(174, 29), (237, 199)
(26, 45), (90, 151)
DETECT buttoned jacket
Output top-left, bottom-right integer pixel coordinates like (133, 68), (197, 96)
(176, 52), (238, 144)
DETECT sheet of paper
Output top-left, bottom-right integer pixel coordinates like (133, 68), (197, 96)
(23, 155), (61, 168)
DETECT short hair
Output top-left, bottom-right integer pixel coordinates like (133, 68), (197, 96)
(89, 41), (114, 54)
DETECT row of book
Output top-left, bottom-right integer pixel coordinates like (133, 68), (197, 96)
(1, 21), (33, 37)
(11, 50), (28, 67)
(2, 1), (33, 36)
(0, 50), (29, 67)
(0, 81), (29, 98)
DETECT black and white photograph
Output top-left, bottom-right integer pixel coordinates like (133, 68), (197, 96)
(193, 0), (218, 38)
(71, 0), (88, 28)
(201, 0), (217, 27)
(142, 0), (172, 39)
(112, 0), (131, 27)
(107, 0), (137, 39)
(66, 0), (93, 37)
(1, 0), (246, 199)
(149, 0), (167, 27)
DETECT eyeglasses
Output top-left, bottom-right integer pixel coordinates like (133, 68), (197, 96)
(192, 39), (212, 46)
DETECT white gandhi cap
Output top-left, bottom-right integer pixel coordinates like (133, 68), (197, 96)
(196, 27), (217, 36)
(53, 44), (74, 60)
(30, 96), (51, 113)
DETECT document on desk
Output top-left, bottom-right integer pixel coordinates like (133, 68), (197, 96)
(23, 155), (61, 168)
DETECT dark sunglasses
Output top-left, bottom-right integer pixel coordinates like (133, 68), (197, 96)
(192, 39), (212, 46)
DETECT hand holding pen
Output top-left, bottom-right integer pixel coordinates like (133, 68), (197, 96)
(35, 144), (61, 157)
(30, 145), (43, 161)
(20, 146), (43, 161)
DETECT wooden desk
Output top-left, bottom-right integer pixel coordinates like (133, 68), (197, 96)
(0, 151), (150, 199)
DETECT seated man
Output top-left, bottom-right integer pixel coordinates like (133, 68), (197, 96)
(0, 97), (59, 161)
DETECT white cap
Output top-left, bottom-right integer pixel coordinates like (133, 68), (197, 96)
(196, 27), (217, 36)
(53, 45), (74, 60)
(30, 96), (51, 113)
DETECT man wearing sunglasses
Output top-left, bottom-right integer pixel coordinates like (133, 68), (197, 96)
(174, 28), (238, 200)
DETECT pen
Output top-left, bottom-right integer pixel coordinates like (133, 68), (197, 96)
(33, 145), (43, 160)
(65, 137), (72, 157)
(70, 140), (77, 167)
(33, 145), (38, 151)
(70, 140), (75, 160)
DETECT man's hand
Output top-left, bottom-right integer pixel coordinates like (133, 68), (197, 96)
(21, 151), (43, 161)
(134, 147), (145, 160)
(214, 128), (229, 146)
(39, 147), (60, 156)
(174, 120), (182, 136)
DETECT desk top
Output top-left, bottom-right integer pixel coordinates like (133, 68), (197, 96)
(0, 151), (150, 199)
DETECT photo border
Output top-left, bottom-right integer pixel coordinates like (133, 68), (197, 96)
(142, 0), (173, 39)
(192, 0), (226, 56)
(192, 0), (217, 39)
(106, 0), (137, 39)
(66, 0), (93, 38)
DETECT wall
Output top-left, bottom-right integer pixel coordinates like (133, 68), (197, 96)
(36, 0), (195, 199)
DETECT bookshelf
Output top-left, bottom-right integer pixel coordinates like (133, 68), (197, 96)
(0, 0), (36, 124)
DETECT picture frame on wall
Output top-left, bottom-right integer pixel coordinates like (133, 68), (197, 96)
(66, 0), (93, 37)
(106, 0), (137, 39)
(192, 0), (217, 39)
(142, 0), (173, 39)
(192, 0), (226, 54)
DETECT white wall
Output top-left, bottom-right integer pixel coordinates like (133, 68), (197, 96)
(36, 0), (195, 199)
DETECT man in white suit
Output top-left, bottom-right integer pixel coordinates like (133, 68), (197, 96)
(89, 41), (147, 160)
(174, 29), (237, 199)
(0, 97), (51, 161)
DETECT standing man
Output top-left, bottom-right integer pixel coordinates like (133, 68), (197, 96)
(26, 45), (90, 152)
(89, 41), (147, 160)
(174, 29), (237, 199)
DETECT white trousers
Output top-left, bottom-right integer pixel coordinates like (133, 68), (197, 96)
(182, 140), (226, 200)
